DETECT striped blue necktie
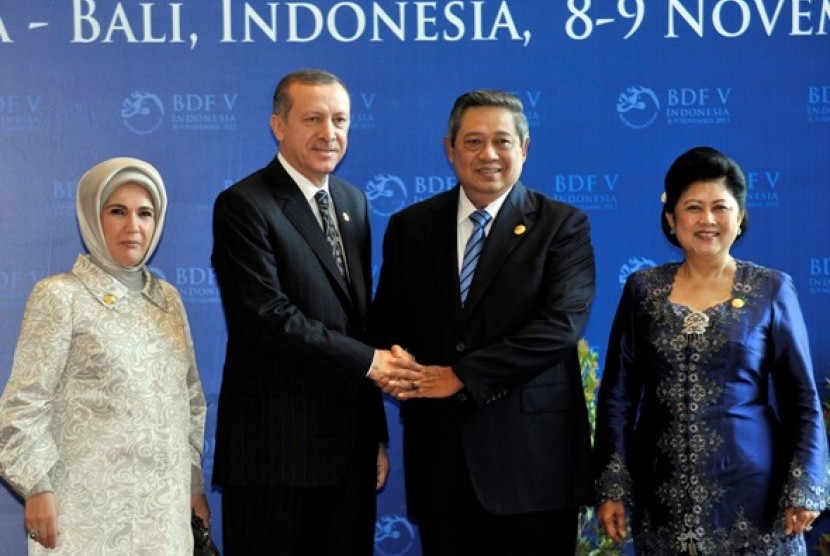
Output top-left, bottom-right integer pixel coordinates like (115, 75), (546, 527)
(459, 209), (492, 306)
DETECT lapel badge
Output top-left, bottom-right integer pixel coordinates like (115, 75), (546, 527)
(342, 212), (350, 222)
(731, 298), (745, 309)
(513, 224), (527, 236)
(102, 293), (117, 306)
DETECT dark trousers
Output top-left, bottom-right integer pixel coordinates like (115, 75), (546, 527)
(221, 466), (376, 556)
(404, 408), (579, 556)
(417, 485), (579, 556)
(408, 419), (579, 556)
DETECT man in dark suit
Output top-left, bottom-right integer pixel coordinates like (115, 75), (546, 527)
(211, 69), (407, 556)
(371, 90), (596, 556)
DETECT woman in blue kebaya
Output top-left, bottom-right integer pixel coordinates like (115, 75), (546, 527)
(593, 146), (828, 555)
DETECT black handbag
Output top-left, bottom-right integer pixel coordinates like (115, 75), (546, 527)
(192, 512), (220, 556)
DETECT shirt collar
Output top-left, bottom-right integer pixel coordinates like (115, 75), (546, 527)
(278, 152), (330, 201)
(456, 185), (512, 226)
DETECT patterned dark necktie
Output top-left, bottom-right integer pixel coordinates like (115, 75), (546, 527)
(459, 209), (492, 306)
(314, 189), (348, 280)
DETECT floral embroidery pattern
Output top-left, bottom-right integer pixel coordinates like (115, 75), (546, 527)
(782, 457), (829, 512)
(597, 452), (633, 502)
(597, 261), (824, 555)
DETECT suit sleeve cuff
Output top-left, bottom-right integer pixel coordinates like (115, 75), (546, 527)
(366, 350), (377, 377)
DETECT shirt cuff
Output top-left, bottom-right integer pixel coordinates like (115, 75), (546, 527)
(367, 350), (378, 377)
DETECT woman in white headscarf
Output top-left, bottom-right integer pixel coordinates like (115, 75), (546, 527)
(0, 157), (210, 555)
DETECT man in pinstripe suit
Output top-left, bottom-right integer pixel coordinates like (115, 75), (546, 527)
(211, 69), (409, 556)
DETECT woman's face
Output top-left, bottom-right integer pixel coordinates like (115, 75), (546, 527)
(665, 178), (744, 260)
(100, 182), (156, 267)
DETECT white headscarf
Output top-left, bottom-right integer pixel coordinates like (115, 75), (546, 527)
(75, 157), (167, 287)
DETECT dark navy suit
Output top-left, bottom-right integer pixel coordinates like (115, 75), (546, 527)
(371, 182), (595, 554)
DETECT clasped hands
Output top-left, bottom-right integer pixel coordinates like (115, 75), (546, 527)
(369, 345), (464, 400)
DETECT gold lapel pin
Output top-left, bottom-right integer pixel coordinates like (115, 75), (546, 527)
(513, 224), (527, 236)
(102, 293), (117, 306)
(342, 212), (350, 222)
(731, 298), (745, 309)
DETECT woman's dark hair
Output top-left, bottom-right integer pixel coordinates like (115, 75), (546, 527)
(661, 146), (749, 247)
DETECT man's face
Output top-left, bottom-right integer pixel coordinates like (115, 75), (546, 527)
(445, 106), (529, 208)
(271, 82), (350, 186)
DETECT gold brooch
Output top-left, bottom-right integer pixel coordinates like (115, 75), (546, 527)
(513, 225), (527, 236)
(731, 298), (745, 309)
(102, 293), (117, 306)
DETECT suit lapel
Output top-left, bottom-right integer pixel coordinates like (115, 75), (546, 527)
(426, 189), (465, 326)
(268, 162), (354, 303)
(461, 182), (535, 320)
(329, 183), (367, 313)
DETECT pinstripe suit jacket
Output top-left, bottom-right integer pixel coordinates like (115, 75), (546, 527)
(211, 156), (387, 488)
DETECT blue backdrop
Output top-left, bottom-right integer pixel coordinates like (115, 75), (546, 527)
(1, 2), (828, 555)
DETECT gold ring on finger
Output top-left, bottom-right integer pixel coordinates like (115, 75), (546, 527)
(411, 380), (421, 391)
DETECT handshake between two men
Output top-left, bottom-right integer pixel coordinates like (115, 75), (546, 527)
(369, 346), (463, 401)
